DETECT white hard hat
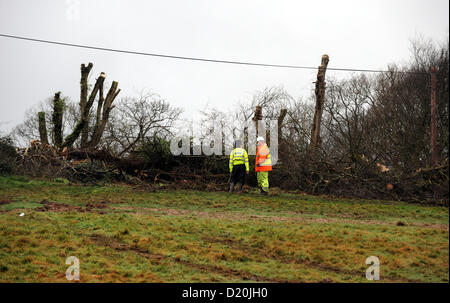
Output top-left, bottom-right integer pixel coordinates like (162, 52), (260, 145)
(256, 136), (265, 142)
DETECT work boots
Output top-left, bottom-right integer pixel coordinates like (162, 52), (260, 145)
(229, 182), (235, 193)
(236, 183), (243, 194)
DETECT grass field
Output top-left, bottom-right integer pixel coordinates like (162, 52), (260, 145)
(0, 176), (448, 283)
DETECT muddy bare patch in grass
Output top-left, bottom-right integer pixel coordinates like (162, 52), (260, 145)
(34, 199), (109, 213)
(35, 199), (84, 212)
(86, 200), (110, 210)
(0, 199), (13, 205)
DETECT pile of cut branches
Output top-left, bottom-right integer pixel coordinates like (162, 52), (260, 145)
(13, 140), (448, 203)
(15, 140), (71, 178)
(14, 141), (228, 186)
(270, 158), (449, 204)
(15, 141), (127, 182)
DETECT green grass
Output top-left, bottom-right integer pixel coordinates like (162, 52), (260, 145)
(0, 175), (448, 282)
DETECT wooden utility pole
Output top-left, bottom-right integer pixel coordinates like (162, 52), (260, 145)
(430, 66), (438, 167)
(309, 54), (329, 157)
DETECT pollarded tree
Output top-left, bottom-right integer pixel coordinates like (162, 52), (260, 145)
(13, 93), (74, 147)
(35, 63), (121, 149)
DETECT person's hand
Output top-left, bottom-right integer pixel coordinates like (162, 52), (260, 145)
(246, 171), (249, 175)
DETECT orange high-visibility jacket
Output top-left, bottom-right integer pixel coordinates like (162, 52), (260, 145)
(255, 143), (272, 172)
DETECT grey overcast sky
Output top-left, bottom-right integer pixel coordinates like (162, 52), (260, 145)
(0, 0), (448, 134)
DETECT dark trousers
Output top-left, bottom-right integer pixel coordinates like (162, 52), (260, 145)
(231, 164), (246, 185)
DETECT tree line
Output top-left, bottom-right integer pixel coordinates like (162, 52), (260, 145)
(4, 36), (448, 202)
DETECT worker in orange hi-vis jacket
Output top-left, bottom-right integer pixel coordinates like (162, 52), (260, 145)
(255, 136), (272, 195)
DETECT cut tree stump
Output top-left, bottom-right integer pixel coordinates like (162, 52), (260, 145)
(309, 54), (329, 158)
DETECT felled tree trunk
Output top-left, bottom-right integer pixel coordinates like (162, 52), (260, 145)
(80, 63), (93, 148)
(309, 54), (329, 158)
(38, 112), (49, 145)
(52, 92), (64, 147)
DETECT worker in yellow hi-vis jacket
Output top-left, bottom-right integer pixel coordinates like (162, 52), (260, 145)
(229, 140), (249, 193)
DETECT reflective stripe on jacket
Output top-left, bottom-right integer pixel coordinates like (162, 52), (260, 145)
(229, 148), (249, 172)
(255, 143), (272, 172)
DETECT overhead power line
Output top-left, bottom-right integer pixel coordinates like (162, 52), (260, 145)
(0, 33), (429, 75)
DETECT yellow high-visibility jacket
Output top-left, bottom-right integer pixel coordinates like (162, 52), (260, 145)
(229, 147), (249, 173)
